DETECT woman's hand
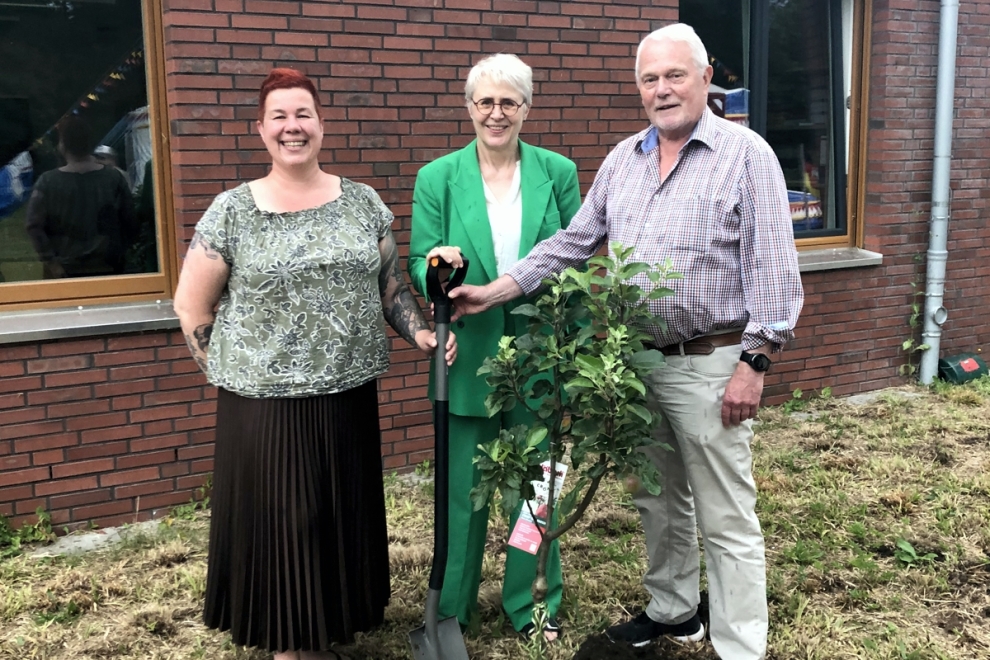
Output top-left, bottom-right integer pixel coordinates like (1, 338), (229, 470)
(426, 246), (464, 269)
(415, 328), (458, 366)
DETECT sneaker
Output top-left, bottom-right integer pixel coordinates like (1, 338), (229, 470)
(606, 611), (705, 647)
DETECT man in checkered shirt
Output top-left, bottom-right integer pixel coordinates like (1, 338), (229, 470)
(435, 23), (803, 660)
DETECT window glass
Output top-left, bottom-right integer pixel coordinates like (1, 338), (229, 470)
(0, 0), (158, 285)
(766, 0), (844, 237)
(681, 0), (850, 240)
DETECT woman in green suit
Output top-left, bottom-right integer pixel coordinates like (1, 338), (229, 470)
(408, 53), (581, 641)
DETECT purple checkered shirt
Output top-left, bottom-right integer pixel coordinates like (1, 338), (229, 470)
(507, 108), (804, 351)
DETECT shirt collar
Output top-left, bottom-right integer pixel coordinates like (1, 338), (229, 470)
(637, 107), (719, 154)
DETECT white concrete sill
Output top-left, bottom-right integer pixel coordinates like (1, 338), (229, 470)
(0, 247), (882, 345)
(798, 247), (883, 273)
(0, 301), (179, 345)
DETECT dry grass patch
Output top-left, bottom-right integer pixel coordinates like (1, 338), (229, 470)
(1, 379), (989, 659)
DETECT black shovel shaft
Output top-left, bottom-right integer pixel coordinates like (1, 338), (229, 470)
(429, 317), (450, 592)
(423, 257), (465, 596)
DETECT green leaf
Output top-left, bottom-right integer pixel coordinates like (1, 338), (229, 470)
(624, 377), (646, 396)
(628, 349), (666, 372)
(526, 426), (548, 449)
(627, 403), (653, 425)
(574, 353), (604, 373)
(510, 303), (543, 318)
(617, 261), (653, 281)
(514, 334), (537, 351)
(647, 286), (676, 299)
(563, 376), (595, 392)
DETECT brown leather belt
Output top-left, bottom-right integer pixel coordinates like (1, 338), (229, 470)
(646, 330), (744, 356)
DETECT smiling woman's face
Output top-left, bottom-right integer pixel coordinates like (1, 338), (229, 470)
(468, 78), (529, 155)
(257, 87), (323, 169)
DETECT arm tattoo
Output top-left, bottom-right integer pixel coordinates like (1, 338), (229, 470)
(193, 324), (213, 350)
(183, 323), (213, 374)
(189, 232), (220, 260)
(379, 231), (429, 346)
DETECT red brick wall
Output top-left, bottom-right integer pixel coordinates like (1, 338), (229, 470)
(163, 0), (678, 473)
(4, 0), (990, 528)
(0, 332), (215, 529)
(768, 0), (990, 401)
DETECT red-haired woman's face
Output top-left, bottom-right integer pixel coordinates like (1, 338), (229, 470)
(257, 87), (323, 170)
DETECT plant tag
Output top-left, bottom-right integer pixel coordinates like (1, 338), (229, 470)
(508, 461), (568, 555)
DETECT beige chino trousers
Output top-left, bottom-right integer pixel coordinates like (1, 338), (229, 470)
(635, 343), (768, 660)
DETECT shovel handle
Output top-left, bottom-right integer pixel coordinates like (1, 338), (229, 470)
(426, 255), (469, 325)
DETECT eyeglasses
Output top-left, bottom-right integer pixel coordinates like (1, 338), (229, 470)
(471, 98), (526, 116)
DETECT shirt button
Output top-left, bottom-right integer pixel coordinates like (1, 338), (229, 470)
(457, 321), (465, 328)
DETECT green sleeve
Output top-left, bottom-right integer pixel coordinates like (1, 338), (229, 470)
(408, 169), (442, 297)
(555, 159), (582, 230)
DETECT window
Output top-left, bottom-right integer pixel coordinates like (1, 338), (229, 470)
(0, 0), (173, 309)
(681, 0), (870, 247)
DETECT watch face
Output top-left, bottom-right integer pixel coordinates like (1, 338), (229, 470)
(742, 351), (771, 371)
(753, 354), (771, 371)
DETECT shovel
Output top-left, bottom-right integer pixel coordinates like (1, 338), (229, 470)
(409, 255), (471, 660)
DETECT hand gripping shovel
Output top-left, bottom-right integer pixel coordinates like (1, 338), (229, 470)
(409, 255), (471, 660)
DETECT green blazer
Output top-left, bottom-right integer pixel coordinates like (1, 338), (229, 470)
(408, 139), (582, 417)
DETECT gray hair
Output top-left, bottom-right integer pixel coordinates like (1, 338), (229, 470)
(464, 53), (533, 107)
(635, 23), (709, 79)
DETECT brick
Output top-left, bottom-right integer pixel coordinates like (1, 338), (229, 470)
(66, 412), (129, 432)
(51, 458), (116, 479)
(31, 449), (65, 466)
(0, 375), (41, 394)
(27, 386), (93, 406)
(0, 392), (25, 410)
(47, 399), (112, 418)
(35, 476), (98, 497)
(115, 479), (175, 500)
(141, 490), (202, 513)
(71, 500), (134, 523)
(12, 433), (76, 454)
(49, 489), (112, 510)
(4, 420), (66, 441)
(0, 407), (44, 426)
(66, 441), (129, 461)
(80, 426), (143, 445)
(129, 404), (192, 423)
(116, 449), (177, 470)
(99, 467), (162, 488)
(0, 455), (30, 471)
(26, 355), (91, 374)
(130, 434), (188, 453)
(44, 370), (108, 388)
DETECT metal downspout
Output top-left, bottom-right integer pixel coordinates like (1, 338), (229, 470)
(918, 0), (960, 384)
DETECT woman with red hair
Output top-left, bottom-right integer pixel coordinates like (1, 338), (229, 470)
(174, 68), (456, 660)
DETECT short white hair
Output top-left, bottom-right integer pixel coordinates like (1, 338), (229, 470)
(464, 53), (533, 106)
(635, 23), (709, 79)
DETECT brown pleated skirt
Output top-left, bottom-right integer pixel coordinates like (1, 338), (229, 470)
(203, 381), (390, 652)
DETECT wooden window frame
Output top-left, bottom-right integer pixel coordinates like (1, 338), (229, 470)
(0, 0), (176, 311)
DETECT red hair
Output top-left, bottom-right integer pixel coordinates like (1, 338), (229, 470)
(258, 68), (322, 120)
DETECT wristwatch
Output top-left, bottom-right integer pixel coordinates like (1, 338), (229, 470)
(740, 350), (772, 372)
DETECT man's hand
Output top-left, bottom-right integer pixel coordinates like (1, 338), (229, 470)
(721, 360), (766, 427)
(447, 275), (524, 320)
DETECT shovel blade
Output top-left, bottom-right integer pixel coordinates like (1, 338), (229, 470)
(409, 616), (470, 660)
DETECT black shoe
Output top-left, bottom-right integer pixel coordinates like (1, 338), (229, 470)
(606, 611), (705, 647)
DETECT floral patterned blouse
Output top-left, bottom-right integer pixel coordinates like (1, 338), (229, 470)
(195, 178), (392, 398)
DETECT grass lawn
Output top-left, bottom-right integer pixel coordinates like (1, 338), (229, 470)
(2, 379), (989, 659)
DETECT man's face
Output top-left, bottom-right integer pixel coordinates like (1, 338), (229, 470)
(637, 39), (713, 141)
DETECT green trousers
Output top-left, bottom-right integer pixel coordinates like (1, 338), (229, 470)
(439, 411), (563, 632)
